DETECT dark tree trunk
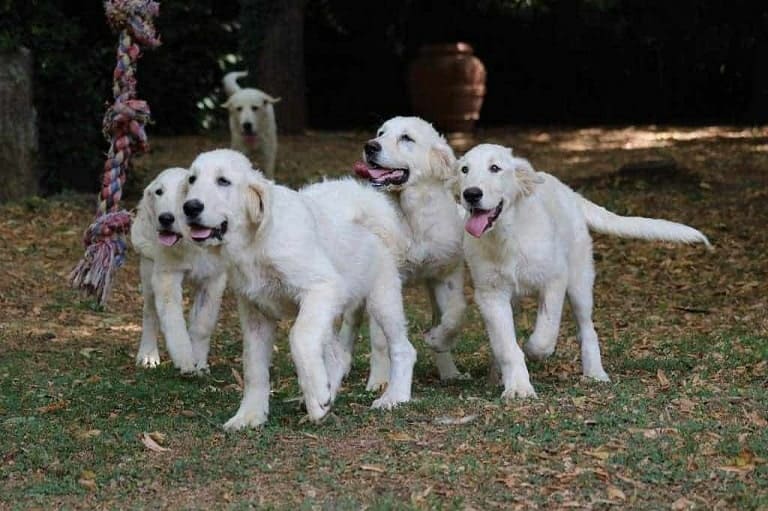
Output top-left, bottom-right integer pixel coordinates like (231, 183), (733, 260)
(749, 38), (768, 123)
(240, 0), (307, 134)
(0, 47), (39, 202)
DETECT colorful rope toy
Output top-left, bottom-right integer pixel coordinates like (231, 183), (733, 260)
(70, 0), (160, 307)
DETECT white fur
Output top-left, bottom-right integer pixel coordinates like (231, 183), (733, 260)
(349, 116), (469, 387)
(457, 144), (711, 399)
(183, 149), (416, 429)
(130, 167), (227, 374)
(222, 71), (280, 180)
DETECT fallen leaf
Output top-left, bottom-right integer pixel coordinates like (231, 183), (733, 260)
(76, 429), (102, 440)
(359, 464), (385, 473)
(657, 369), (670, 390)
(387, 432), (415, 442)
(79, 348), (99, 359)
(745, 411), (768, 427)
(433, 414), (478, 426)
(36, 400), (68, 414)
(78, 478), (97, 491)
(586, 448), (611, 461)
(140, 432), (170, 453)
(148, 431), (166, 444)
(231, 367), (244, 390)
(671, 496), (694, 510)
(607, 486), (626, 500)
(180, 410), (196, 418)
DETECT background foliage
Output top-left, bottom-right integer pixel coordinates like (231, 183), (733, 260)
(1, 0), (767, 192)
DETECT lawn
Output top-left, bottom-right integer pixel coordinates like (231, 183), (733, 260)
(1, 126), (767, 510)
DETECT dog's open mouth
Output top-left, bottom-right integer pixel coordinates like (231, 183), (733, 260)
(465, 201), (503, 237)
(353, 161), (410, 187)
(188, 221), (228, 242)
(242, 133), (258, 145)
(157, 230), (182, 247)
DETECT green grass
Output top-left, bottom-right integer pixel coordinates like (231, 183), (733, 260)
(2, 319), (767, 509)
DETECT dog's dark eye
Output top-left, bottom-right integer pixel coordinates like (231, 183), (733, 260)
(460, 166), (469, 174)
(399, 133), (414, 143)
(490, 164), (502, 173)
(217, 176), (231, 187)
(155, 188), (163, 196)
(377, 130), (384, 137)
(189, 175), (196, 184)
(236, 106), (243, 112)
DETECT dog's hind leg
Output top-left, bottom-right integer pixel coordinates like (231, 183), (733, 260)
(424, 265), (468, 380)
(152, 270), (197, 374)
(188, 272), (227, 373)
(224, 298), (276, 430)
(523, 277), (568, 362)
(337, 303), (364, 377)
(136, 257), (161, 368)
(366, 318), (390, 391)
(567, 262), (610, 382)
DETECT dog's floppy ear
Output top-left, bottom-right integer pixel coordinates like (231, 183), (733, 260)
(513, 157), (544, 197)
(429, 137), (457, 181)
(246, 176), (269, 227)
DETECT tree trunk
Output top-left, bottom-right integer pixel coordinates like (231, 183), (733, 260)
(240, 0), (307, 134)
(0, 47), (39, 202)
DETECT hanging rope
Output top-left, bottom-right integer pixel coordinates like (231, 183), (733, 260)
(70, 0), (160, 307)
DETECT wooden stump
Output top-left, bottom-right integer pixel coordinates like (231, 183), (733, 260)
(0, 47), (39, 202)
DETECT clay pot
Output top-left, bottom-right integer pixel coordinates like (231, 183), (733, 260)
(407, 42), (487, 134)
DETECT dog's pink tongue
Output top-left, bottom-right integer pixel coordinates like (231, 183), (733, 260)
(190, 226), (213, 239)
(243, 134), (258, 145)
(353, 161), (392, 179)
(465, 211), (493, 238)
(158, 232), (179, 247)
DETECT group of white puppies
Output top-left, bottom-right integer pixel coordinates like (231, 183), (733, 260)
(131, 80), (711, 429)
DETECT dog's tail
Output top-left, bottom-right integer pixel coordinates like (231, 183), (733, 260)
(578, 195), (712, 248)
(222, 71), (248, 97)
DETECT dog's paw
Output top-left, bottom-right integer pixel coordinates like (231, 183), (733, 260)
(501, 379), (537, 400)
(136, 351), (160, 368)
(223, 411), (267, 431)
(370, 391), (410, 411)
(365, 374), (389, 392)
(440, 370), (472, 382)
(582, 369), (611, 383)
(522, 339), (556, 361)
(304, 395), (332, 423)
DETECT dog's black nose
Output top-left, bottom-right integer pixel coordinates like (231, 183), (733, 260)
(463, 187), (483, 204)
(183, 199), (204, 218)
(364, 140), (381, 157)
(158, 212), (175, 227)
(242, 122), (253, 134)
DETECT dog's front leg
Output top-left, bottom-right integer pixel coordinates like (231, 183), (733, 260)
(474, 289), (536, 399)
(367, 264), (417, 410)
(336, 302), (364, 378)
(152, 270), (196, 374)
(289, 287), (339, 422)
(188, 272), (227, 373)
(224, 297), (276, 430)
(136, 257), (161, 368)
(424, 264), (468, 380)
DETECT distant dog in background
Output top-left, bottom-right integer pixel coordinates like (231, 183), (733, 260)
(222, 71), (280, 179)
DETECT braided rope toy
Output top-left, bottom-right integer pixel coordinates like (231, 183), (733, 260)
(70, 0), (160, 307)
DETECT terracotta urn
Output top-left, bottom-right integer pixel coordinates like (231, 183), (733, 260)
(407, 42), (487, 135)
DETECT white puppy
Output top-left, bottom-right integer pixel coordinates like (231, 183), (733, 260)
(351, 116), (468, 387)
(456, 144), (711, 399)
(222, 71), (280, 180)
(182, 149), (416, 429)
(130, 167), (227, 374)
